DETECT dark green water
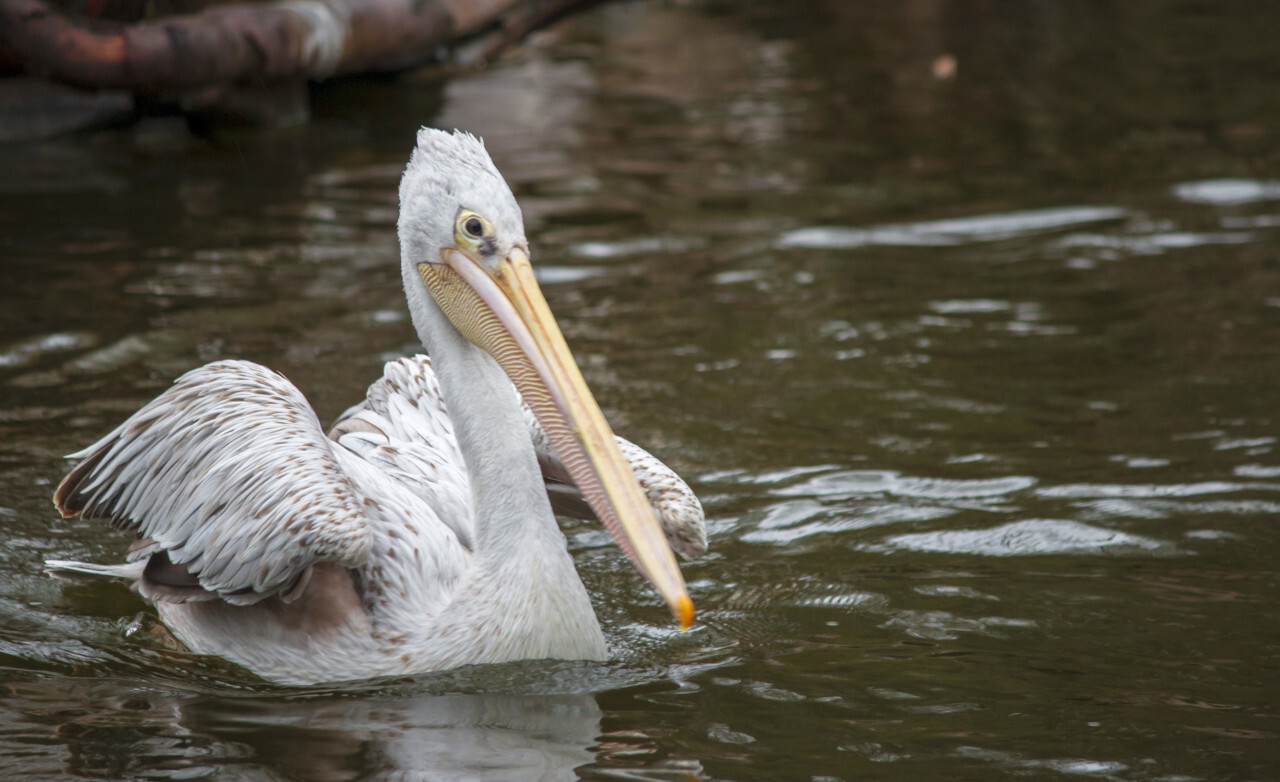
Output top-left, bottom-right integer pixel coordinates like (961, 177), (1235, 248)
(2, 1), (1279, 779)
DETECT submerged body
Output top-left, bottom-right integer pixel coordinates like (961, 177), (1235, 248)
(49, 131), (704, 685)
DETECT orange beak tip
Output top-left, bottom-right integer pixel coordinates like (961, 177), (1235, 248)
(676, 594), (695, 630)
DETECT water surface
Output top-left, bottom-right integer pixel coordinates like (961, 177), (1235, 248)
(1, 1), (1278, 779)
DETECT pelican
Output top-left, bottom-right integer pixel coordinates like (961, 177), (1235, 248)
(47, 129), (706, 685)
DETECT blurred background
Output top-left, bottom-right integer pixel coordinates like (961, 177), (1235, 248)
(1, 1), (1278, 779)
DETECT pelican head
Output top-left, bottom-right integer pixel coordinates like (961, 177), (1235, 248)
(397, 128), (693, 629)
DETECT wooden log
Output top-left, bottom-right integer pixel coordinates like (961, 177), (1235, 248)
(0, 0), (524, 94)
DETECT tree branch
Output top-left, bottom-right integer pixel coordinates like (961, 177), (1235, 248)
(0, 0), (526, 94)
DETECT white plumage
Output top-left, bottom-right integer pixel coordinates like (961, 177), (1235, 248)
(49, 129), (705, 685)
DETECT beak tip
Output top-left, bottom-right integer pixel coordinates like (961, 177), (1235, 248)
(675, 593), (695, 630)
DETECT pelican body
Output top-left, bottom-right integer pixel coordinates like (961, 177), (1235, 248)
(48, 130), (705, 685)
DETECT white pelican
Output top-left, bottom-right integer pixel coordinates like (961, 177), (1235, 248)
(47, 129), (706, 685)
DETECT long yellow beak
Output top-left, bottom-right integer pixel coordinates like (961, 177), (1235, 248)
(417, 247), (694, 629)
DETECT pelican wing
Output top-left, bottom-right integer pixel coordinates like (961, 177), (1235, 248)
(328, 356), (475, 548)
(54, 361), (374, 604)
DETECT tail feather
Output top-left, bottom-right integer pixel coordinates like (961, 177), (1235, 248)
(46, 557), (221, 603)
(45, 559), (144, 583)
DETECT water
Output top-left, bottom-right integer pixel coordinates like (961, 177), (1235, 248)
(2, 1), (1279, 779)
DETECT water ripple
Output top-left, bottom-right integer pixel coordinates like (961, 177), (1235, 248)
(877, 519), (1168, 556)
(1079, 498), (1280, 520)
(1172, 178), (1280, 206)
(928, 299), (1012, 314)
(741, 501), (953, 545)
(1234, 464), (1280, 478)
(913, 585), (999, 600)
(880, 610), (1036, 640)
(534, 266), (607, 284)
(0, 332), (96, 370)
(954, 746), (1128, 776)
(776, 206), (1126, 249)
(1054, 230), (1254, 255)
(773, 470), (1036, 500)
(1038, 482), (1278, 499)
(570, 236), (705, 259)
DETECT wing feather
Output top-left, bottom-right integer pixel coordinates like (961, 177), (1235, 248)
(54, 360), (373, 604)
(328, 356), (475, 547)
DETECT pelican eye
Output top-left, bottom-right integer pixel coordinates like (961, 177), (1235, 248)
(463, 216), (485, 238)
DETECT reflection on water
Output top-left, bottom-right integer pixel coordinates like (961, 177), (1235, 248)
(2, 676), (604, 781)
(2, 0), (1280, 779)
(184, 691), (603, 781)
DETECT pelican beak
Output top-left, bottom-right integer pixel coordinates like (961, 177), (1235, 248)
(417, 247), (694, 630)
